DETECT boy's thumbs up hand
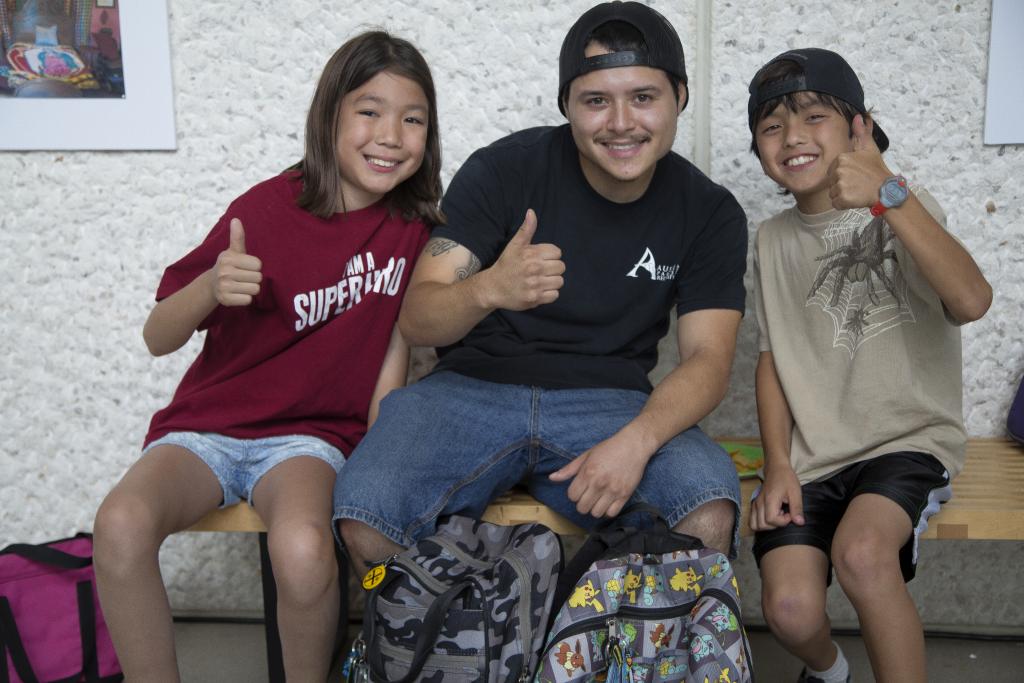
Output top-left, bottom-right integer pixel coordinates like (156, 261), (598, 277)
(212, 218), (263, 306)
(828, 114), (893, 210)
(478, 209), (565, 311)
(850, 113), (879, 153)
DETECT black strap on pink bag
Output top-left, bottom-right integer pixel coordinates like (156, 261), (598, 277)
(0, 533), (121, 683)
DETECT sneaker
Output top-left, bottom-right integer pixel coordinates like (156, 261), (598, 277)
(796, 668), (851, 683)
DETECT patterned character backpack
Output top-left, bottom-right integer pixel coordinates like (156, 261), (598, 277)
(344, 515), (563, 682)
(535, 506), (753, 683)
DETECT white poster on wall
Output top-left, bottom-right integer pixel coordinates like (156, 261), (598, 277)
(0, 0), (175, 150)
(984, 0), (1024, 145)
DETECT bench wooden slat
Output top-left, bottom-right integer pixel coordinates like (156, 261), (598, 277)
(919, 438), (1024, 540)
(186, 439), (1024, 541)
(187, 502), (267, 532)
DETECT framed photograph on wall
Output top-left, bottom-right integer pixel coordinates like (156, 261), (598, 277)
(985, 0), (1024, 144)
(0, 0), (175, 150)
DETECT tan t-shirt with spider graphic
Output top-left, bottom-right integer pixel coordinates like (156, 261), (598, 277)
(753, 189), (966, 484)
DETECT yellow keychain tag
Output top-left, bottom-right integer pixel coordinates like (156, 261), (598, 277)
(362, 564), (386, 590)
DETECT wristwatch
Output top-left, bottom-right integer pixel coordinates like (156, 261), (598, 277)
(870, 175), (909, 216)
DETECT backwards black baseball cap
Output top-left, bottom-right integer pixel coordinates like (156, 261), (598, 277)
(747, 47), (888, 152)
(558, 1), (688, 115)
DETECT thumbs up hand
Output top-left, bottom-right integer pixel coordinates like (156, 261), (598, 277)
(212, 218), (263, 306)
(480, 209), (565, 311)
(828, 114), (893, 210)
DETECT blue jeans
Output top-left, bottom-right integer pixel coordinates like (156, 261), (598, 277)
(333, 372), (740, 554)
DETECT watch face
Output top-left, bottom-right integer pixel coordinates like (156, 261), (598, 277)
(880, 176), (909, 208)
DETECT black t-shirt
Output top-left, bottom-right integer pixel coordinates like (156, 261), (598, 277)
(432, 125), (747, 392)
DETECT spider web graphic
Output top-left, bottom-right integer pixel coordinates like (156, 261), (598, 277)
(805, 209), (915, 358)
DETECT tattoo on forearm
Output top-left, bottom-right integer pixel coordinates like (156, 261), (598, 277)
(456, 253), (481, 281)
(427, 238), (459, 257)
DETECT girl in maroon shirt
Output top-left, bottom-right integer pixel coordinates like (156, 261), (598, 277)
(92, 31), (442, 681)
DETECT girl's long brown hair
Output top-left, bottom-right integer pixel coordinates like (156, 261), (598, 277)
(295, 31), (444, 225)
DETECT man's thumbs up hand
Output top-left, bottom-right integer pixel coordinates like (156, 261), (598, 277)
(479, 209), (565, 311)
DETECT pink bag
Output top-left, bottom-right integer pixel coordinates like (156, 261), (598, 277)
(0, 533), (122, 682)
(1009, 373), (1024, 444)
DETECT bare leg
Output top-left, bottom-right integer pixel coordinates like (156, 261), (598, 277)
(759, 545), (837, 671)
(671, 498), (735, 555)
(337, 518), (404, 576)
(251, 456), (340, 683)
(832, 493), (924, 683)
(93, 446), (223, 683)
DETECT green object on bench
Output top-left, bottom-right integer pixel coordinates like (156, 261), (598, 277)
(719, 440), (765, 479)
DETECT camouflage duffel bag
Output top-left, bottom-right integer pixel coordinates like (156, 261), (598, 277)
(344, 515), (563, 682)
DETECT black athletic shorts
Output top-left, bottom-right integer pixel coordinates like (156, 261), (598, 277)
(751, 451), (952, 583)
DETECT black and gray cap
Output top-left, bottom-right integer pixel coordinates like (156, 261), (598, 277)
(558, 1), (687, 115)
(747, 47), (889, 152)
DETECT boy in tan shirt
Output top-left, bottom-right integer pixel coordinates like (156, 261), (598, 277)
(746, 48), (992, 683)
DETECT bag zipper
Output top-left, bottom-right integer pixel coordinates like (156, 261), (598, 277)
(702, 587), (743, 622)
(433, 534), (541, 681)
(547, 587), (743, 646)
(502, 549), (537, 680)
(377, 637), (484, 669)
(390, 555), (449, 596)
(548, 599), (699, 645)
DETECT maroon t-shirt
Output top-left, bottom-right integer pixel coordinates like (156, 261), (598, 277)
(144, 172), (429, 455)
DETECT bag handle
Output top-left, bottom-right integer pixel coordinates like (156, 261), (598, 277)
(0, 583), (102, 683)
(76, 581), (101, 683)
(592, 502), (670, 533)
(547, 503), (705, 633)
(363, 570), (477, 683)
(0, 533), (93, 570)
(0, 596), (39, 683)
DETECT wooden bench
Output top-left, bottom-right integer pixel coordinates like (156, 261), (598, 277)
(481, 438), (1024, 540)
(185, 437), (1023, 680)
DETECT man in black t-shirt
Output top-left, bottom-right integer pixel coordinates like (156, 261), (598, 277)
(333, 2), (748, 572)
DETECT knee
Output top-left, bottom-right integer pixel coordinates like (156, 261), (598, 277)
(93, 493), (163, 573)
(673, 498), (735, 553)
(268, 522), (338, 606)
(832, 532), (899, 596)
(337, 518), (367, 556)
(762, 584), (826, 645)
(337, 518), (395, 562)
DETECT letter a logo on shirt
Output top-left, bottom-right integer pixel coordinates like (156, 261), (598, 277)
(627, 247), (658, 279)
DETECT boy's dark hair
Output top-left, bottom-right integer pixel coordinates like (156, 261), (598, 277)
(747, 49), (889, 159)
(295, 31), (444, 225)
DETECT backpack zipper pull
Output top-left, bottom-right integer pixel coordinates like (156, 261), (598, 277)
(341, 636), (368, 682)
(606, 617), (622, 663)
(606, 617), (634, 683)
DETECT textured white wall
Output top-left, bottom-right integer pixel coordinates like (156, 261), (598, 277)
(1, 0), (1020, 622)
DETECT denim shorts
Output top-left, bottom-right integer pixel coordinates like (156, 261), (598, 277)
(144, 432), (345, 508)
(333, 372), (741, 554)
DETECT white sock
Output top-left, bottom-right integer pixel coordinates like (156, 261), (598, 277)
(806, 642), (849, 682)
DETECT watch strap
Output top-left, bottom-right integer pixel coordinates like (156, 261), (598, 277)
(871, 175), (908, 216)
